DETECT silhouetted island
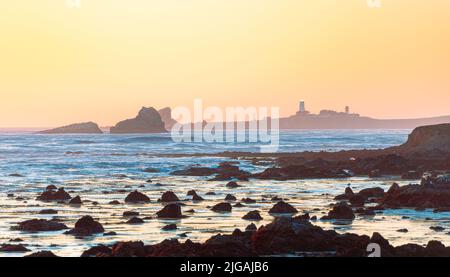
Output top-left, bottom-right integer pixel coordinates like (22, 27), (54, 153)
(110, 107), (167, 134)
(39, 122), (103, 134)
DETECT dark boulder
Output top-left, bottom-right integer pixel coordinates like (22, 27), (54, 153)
(162, 224), (177, 231)
(242, 210), (263, 221)
(125, 190), (150, 203)
(0, 244), (30, 252)
(321, 202), (355, 220)
(25, 251), (58, 257)
(12, 219), (68, 232)
(65, 216), (104, 236)
(160, 191), (179, 202)
(69, 195), (82, 205)
(156, 204), (183, 219)
(126, 217), (144, 224)
(225, 194), (237, 201)
(268, 201), (298, 214)
(211, 202), (232, 212)
(37, 188), (71, 201)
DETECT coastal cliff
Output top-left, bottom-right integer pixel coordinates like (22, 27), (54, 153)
(39, 122), (103, 134)
(110, 107), (167, 134)
(396, 123), (450, 153)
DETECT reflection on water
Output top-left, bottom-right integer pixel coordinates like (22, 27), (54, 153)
(2, 131), (448, 257)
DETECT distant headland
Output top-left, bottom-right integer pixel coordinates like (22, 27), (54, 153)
(279, 101), (450, 130)
(26, 102), (450, 134)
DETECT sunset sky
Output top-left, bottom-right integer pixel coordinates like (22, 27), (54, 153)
(1, 0), (450, 127)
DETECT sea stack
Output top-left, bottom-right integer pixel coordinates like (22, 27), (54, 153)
(110, 107), (167, 134)
(158, 107), (178, 131)
(39, 122), (103, 134)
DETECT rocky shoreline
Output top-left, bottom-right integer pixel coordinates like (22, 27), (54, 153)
(2, 123), (450, 257)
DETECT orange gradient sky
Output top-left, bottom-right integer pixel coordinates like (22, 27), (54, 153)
(1, 0), (450, 127)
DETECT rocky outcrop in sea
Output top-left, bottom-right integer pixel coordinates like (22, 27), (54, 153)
(110, 107), (167, 134)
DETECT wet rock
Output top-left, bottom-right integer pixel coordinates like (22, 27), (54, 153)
(9, 173), (24, 177)
(241, 198), (257, 204)
(379, 175), (450, 209)
(172, 167), (218, 176)
(156, 204), (183, 219)
(25, 251), (58, 257)
(358, 187), (385, 198)
(335, 186), (354, 200)
(9, 238), (23, 242)
(69, 196), (82, 205)
(430, 226), (445, 232)
(39, 209), (58, 215)
(226, 181), (240, 188)
(234, 203), (245, 208)
(387, 183), (400, 193)
(109, 200), (121, 205)
(242, 210), (263, 221)
(368, 169), (381, 178)
(143, 168), (159, 173)
(187, 190), (197, 196)
(162, 224), (177, 231)
(349, 195), (366, 207)
(206, 192), (216, 196)
(123, 211), (140, 217)
(225, 194), (237, 201)
(37, 188), (71, 201)
(253, 164), (349, 180)
(125, 190), (150, 203)
(112, 241), (146, 257)
(211, 202), (232, 212)
(160, 191), (179, 202)
(293, 213), (310, 221)
(192, 193), (204, 201)
(268, 201), (298, 214)
(104, 232), (117, 236)
(402, 170), (422, 180)
(7, 193), (14, 198)
(321, 202), (355, 220)
(0, 244), (30, 252)
(397, 229), (409, 233)
(245, 223), (257, 232)
(65, 216), (104, 236)
(12, 219), (68, 232)
(46, 185), (57, 191)
(81, 245), (112, 257)
(126, 217), (144, 224)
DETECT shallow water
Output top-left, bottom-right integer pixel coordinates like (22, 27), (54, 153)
(2, 130), (449, 257)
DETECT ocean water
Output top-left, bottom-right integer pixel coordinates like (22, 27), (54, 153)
(2, 129), (450, 257)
